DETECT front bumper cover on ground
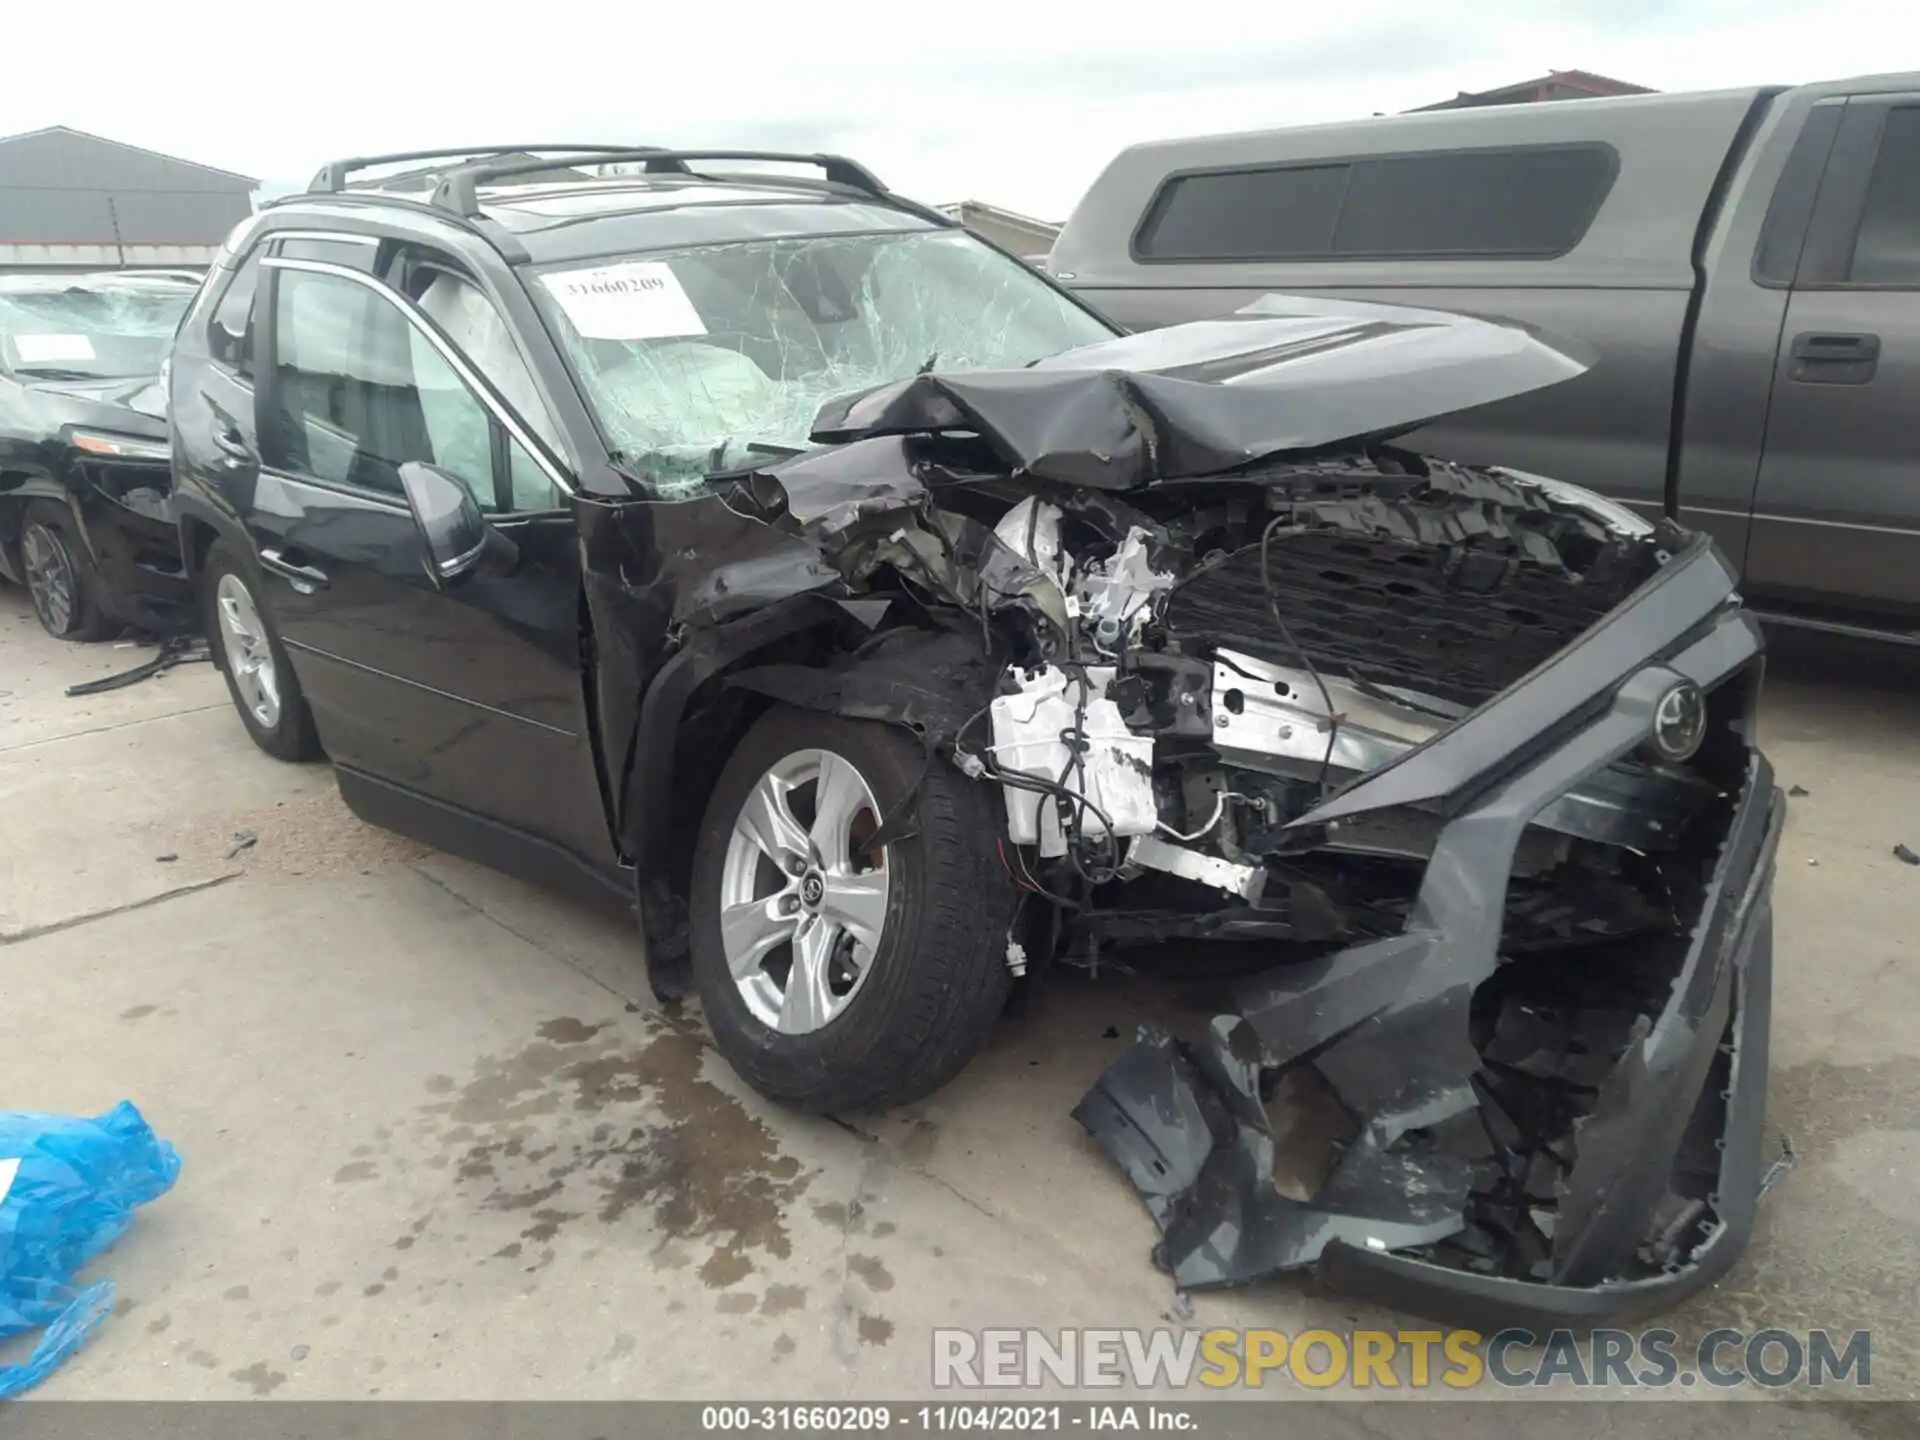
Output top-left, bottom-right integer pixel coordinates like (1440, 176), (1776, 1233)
(1073, 539), (1784, 1329)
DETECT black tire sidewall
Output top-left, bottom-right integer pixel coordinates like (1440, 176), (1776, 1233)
(202, 541), (318, 762)
(20, 501), (110, 641)
(690, 707), (1012, 1112)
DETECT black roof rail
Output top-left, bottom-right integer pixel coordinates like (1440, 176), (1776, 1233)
(428, 149), (898, 217)
(307, 145), (668, 194)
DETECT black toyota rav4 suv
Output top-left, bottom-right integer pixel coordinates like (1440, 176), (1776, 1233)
(169, 146), (1784, 1329)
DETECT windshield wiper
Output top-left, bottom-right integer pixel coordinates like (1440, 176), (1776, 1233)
(11, 366), (106, 381)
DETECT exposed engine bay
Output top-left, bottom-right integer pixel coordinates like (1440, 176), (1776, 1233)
(694, 298), (1784, 1328)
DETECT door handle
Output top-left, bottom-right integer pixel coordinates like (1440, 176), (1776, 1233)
(259, 547), (330, 594)
(1788, 331), (1880, 384)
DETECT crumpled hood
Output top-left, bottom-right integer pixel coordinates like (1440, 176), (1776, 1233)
(35, 374), (168, 421)
(810, 293), (1591, 489)
(5, 373), (169, 436)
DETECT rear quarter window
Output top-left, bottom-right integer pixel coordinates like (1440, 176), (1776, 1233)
(1133, 144), (1617, 263)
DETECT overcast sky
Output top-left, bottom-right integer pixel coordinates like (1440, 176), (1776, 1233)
(4, 1), (1911, 220)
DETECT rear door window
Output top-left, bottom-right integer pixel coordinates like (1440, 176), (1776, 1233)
(1848, 105), (1920, 284)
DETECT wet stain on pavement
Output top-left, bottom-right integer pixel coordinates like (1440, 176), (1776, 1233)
(421, 1013), (812, 1287)
(230, 1361), (287, 1395)
(222, 1286), (249, 1302)
(717, 1292), (757, 1314)
(187, 1349), (219, 1370)
(315, 1281), (340, 1298)
(847, 1255), (894, 1293)
(773, 1334), (796, 1357)
(146, 1314), (171, 1335)
(856, 1314), (895, 1347)
(120, 1004), (158, 1021)
(761, 1284), (807, 1316)
(700, 1249), (754, 1288)
(537, 1018), (606, 1045)
(333, 1162), (377, 1183)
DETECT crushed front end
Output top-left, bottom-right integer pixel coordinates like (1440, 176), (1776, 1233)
(730, 298), (1784, 1326)
(1063, 475), (1783, 1330)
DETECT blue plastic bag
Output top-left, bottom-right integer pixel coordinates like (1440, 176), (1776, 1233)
(0, 1102), (181, 1400)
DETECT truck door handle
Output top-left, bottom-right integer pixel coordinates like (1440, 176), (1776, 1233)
(1788, 331), (1880, 384)
(259, 547), (330, 594)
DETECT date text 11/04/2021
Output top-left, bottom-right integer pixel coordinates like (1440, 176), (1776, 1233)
(700, 1408), (1180, 1432)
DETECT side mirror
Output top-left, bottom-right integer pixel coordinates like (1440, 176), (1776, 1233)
(397, 461), (514, 586)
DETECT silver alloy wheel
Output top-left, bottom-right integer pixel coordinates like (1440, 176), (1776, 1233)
(21, 523), (75, 635)
(214, 572), (283, 730)
(718, 747), (892, 1034)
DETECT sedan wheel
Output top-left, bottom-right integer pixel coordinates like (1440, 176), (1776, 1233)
(21, 521), (79, 636)
(214, 572), (282, 730)
(719, 748), (891, 1035)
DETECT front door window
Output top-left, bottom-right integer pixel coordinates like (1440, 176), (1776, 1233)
(264, 266), (560, 513)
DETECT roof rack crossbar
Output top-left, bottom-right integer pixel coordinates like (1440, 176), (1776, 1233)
(307, 145), (672, 195)
(427, 149), (893, 217)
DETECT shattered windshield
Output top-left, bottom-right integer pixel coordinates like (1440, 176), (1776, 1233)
(529, 229), (1115, 498)
(0, 281), (193, 381)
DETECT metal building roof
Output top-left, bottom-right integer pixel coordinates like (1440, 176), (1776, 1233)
(0, 125), (258, 266)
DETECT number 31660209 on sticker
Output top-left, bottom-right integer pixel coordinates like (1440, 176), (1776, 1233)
(540, 260), (708, 342)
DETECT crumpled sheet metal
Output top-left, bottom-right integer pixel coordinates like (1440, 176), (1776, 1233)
(725, 625), (1000, 744)
(1074, 604), (1775, 1313)
(745, 437), (1068, 632)
(810, 294), (1591, 489)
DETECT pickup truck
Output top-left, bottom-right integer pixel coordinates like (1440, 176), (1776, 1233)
(1046, 73), (1920, 644)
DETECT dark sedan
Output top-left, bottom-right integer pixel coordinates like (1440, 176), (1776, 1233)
(0, 271), (200, 639)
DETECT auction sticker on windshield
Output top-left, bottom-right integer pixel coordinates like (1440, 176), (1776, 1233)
(12, 333), (96, 363)
(541, 261), (707, 341)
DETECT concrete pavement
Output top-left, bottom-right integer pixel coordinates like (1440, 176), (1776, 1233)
(1, 586), (1915, 1419)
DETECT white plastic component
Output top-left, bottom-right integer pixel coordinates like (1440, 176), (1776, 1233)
(993, 497), (1066, 581)
(1076, 527), (1171, 650)
(989, 665), (1158, 858)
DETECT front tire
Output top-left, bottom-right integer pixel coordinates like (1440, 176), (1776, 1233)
(203, 541), (322, 762)
(690, 706), (1015, 1113)
(20, 500), (115, 641)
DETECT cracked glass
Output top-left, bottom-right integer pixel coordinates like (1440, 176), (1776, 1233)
(530, 229), (1113, 498)
(0, 278), (194, 381)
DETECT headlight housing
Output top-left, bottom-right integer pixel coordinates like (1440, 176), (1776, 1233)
(65, 427), (170, 462)
(1651, 679), (1708, 761)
